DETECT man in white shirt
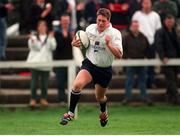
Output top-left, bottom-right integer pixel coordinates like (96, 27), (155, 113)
(59, 8), (123, 127)
(132, 0), (162, 88)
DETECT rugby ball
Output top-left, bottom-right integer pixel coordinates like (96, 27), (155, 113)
(75, 30), (90, 49)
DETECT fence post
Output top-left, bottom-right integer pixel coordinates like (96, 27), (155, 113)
(68, 64), (77, 118)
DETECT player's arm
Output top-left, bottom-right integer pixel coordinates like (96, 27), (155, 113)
(105, 35), (123, 59)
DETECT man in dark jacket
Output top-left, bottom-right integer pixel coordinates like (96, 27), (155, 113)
(155, 14), (180, 104)
(0, 0), (13, 60)
(53, 13), (74, 104)
(122, 20), (153, 105)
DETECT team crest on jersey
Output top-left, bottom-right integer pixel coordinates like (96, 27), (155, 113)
(91, 41), (106, 53)
(94, 41), (100, 52)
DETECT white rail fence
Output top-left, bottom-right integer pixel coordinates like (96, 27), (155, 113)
(0, 59), (180, 118)
(0, 59), (180, 103)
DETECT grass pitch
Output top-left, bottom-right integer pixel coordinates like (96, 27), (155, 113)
(0, 104), (180, 135)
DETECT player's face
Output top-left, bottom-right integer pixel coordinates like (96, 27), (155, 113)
(96, 15), (110, 33)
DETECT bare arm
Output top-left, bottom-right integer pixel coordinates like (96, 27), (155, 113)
(41, 3), (52, 18)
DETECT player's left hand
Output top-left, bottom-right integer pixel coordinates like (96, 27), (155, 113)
(105, 35), (111, 45)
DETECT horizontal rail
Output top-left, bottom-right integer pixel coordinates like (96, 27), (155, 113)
(0, 59), (180, 69)
(113, 59), (180, 67)
(0, 60), (76, 69)
(0, 58), (179, 118)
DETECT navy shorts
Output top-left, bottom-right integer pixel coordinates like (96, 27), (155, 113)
(81, 59), (112, 88)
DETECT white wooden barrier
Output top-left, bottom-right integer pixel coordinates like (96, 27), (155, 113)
(0, 58), (180, 118)
(113, 59), (180, 66)
(0, 60), (76, 106)
(1, 59), (180, 69)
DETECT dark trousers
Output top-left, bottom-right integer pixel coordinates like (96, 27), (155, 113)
(147, 44), (156, 87)
(0, 18), (7, 59)
(163, 66), (179, 99)
(125, 67), (148, 99)
(30, 69), (50, 99)
(54, 67), (67, 102)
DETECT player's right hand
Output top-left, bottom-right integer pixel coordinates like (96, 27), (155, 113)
(105, 35), (111, 45)
(71, 36), (81, 47)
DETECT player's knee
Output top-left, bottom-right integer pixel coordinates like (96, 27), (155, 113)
(73, 81), (83, 91)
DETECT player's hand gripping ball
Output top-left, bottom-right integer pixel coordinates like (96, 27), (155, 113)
(75, 30), (90, 49)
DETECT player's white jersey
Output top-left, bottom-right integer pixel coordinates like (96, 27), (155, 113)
(85, 24), (123, 67)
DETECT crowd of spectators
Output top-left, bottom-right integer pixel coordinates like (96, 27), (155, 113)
(1, 0), (180, 106)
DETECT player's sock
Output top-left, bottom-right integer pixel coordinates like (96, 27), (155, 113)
(99, 101), (108, 127)
(69, 90), (81, 114)
(100, 101), (107, 113)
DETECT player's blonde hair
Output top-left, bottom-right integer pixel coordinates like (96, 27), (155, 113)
(97, 8), (111, 21)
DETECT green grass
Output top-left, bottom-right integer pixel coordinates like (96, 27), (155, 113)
(0, 104), (180, 135)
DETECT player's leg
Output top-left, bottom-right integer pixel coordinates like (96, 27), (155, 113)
(60, 69), (92, 125)
(69, 69), (92, 114)
(95, 84), (108, 127)
(93, 65), (112, 127)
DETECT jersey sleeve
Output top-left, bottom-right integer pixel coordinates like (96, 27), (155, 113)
(85, 24), (94, 35)
(112, 29), (123, 55)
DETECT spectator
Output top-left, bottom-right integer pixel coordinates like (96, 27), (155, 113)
(19, 0), (32, 34)
(27, 20), (57, 108)
(53, 14), (74, 104)
(128, 0), (141, 18)
(153, 0), (178, 22)
(106, 0), (131, 31)
(172, 0), (180, 18)
(122, 20), (153, 106)
(155, 14), (180, 105)
(132, 0), (162, 89)
(76, 0), (85, 30)
(53, 0), (71, 20)
(0, 0), (14, 60)
(84, 0), (100, 25)
(28, 0), (53, 32)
